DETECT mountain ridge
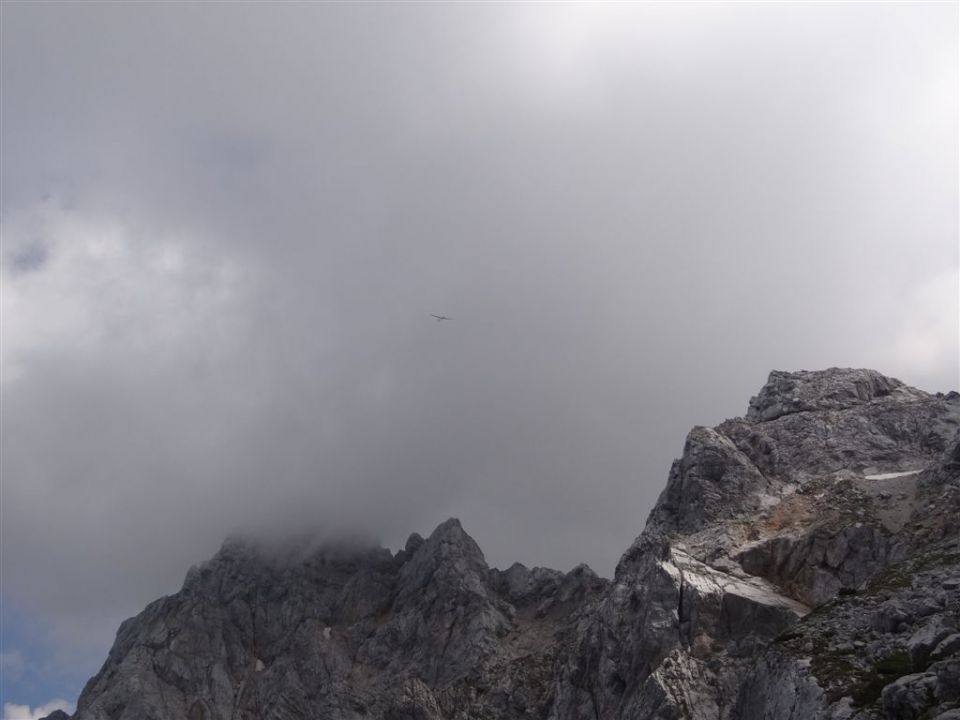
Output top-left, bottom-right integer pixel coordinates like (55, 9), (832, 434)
(59, 368), (960, 720)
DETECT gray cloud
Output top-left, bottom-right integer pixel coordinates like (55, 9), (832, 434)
(1, 0), (957, 691)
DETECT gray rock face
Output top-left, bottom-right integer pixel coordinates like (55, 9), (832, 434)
(73, 520), (606, 720)
(745, 368), (919, 422)
(67, 369), (960, 720)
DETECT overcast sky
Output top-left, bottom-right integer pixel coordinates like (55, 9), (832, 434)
(1, 2), (957, 713)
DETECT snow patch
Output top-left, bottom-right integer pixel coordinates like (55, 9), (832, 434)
(663, 548), (809, 617)
(864, 470), (921, 480)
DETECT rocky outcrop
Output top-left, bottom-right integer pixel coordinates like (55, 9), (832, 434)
(67, 368), (960, 720)
(72, 519), (607, 720)
(745, 368), (922, 422)
(733, 432), (960, 720)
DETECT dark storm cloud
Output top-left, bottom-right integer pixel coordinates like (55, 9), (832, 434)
(1, 1), (957, 698)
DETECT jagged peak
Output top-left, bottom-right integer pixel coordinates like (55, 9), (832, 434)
(419, 517), (485, 562)
(429, 516), (467, 537)
(403, 532), (425, 553)
(567, 562), (600, 579)
(746, 367), (926, 422)
(395, 518), (489, 599)
(62, 368), (960, 720)
(38, 712), (69, 720)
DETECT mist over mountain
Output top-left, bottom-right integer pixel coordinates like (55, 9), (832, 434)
(1, 3), (956, 716)
(51, 369), (960, 720)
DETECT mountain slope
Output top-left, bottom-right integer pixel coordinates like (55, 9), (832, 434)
(66, 368), (960, 720)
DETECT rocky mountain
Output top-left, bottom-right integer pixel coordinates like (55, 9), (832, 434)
(62, 368), (960, 720)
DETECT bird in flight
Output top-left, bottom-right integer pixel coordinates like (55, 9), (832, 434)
(431, 314), (453, 322)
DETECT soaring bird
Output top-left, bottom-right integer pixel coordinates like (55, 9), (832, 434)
(431, 314), (453, 322)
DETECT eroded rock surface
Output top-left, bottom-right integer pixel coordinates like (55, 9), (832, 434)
(68, 369), (960, 720)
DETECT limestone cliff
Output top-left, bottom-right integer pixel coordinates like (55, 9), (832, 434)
(64, 369), (960, 720)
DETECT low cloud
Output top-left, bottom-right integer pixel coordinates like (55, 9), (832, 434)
(1, 198), (245, 386)
(892, 267), (960, 382)
(1, 0), (956, 705)
(2, 700), (75, 720)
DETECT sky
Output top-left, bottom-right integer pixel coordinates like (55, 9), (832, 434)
(1, 2), (958, 714)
